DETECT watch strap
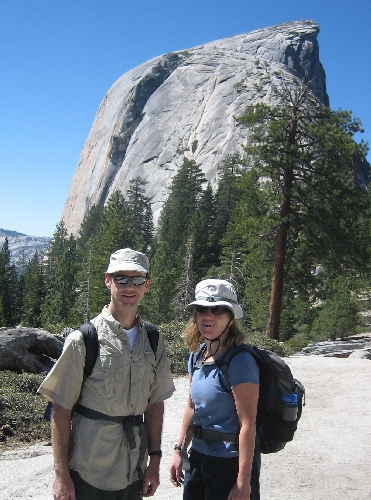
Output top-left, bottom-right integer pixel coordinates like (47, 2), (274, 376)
(149, 450), (162, 458)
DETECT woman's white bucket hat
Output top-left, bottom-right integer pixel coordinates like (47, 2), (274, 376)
(186, 279), (243, 320)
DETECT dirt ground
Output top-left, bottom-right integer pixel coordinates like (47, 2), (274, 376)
(1, 356), (371, 499)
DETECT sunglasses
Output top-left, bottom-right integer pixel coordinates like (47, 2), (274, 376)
(111, 274), (147, 286)
(195, 305), (231, 315)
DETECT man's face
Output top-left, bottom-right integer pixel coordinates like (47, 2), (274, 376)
(104, 270), (151, 309)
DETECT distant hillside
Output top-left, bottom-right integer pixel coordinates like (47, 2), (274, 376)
(0, 228), (51, 262)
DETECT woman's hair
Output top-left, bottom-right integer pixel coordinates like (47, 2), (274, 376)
(182, 310), (245, 352)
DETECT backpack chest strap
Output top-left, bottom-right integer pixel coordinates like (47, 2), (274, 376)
(75, 404), (143, 426)
(75, 404), (143, 450)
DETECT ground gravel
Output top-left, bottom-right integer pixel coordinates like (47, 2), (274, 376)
(1, 356), (371, 499)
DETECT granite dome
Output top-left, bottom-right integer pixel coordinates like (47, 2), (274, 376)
(61, 20), (328, 235)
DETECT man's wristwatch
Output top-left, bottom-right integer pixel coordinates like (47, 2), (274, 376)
(149, 450), (162, 458)
(174, 444), (182, 451)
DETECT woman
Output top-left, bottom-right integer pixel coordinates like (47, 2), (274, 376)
(169, 279), (260, 500)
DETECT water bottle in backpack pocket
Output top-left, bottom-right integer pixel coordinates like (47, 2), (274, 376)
(280, 393), (298, 421)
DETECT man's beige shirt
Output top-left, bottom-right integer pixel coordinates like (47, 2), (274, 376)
(39, 307), (175, 490)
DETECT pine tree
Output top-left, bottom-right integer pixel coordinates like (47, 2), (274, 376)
(82, 191), (130, 316)
(172, 236), (197, 320)
(187, 183), (217, 278)
(147, 157), (206, 322)
(78, 203), (104, 248)
(22, 251), (46, 327)
(311, 276), (361, 341)
(235, 78), (370, 340)
(126, 177), (154, 252)
(0, 238), (16, 326)
(42, 233), (79, 327)
(212, 153), (243, 257)
(157, 157), (206, 253)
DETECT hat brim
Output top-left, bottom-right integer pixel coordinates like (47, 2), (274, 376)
(106, 263), (148, 274)
(186, 300), (243, 320)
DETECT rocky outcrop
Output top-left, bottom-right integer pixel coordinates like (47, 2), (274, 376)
(298, 336), (371, 358)
(0, 229), (51, 262)
(61, 20), (328, 235)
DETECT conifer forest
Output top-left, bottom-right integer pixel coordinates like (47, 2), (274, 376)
(1, 83), (371, 348)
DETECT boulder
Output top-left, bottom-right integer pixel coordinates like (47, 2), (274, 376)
(0, 328), (63, 373)
(348, 349), (371, 360)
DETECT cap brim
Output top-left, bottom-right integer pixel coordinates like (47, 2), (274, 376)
(106, 263), (148, 274)
(186, 300), (243, 320)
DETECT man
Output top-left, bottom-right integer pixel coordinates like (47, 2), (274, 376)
(39, 248), (175, 500)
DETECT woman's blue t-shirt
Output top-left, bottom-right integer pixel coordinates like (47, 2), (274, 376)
(188, 346), (259, 457)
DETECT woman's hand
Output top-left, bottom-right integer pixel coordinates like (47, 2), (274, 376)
(169, 451), (184, 487)
(227, 480), (251, 500)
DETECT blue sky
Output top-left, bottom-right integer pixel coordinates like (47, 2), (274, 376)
(0, 0), (370, 238)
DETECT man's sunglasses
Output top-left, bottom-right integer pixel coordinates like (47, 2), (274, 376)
(111, 274), (147, 286)
(195, 305), (230, 315)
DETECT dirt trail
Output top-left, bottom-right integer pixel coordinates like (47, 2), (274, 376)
(1, 356), (371, 499)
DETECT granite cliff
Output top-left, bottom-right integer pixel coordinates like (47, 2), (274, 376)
(61, 20), (328, 235)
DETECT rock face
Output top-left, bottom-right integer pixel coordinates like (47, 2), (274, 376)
(0, 229), (51, 262)
(61, 20), (328, 235)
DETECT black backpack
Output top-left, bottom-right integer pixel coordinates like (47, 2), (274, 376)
(191, 343), (305, 454)
(44, 320), (159, 422)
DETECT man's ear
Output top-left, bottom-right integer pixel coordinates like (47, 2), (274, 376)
(104, 273), (112, 290)
(144, 279), (152, 293)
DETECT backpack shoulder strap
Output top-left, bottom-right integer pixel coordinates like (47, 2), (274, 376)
(143, 321), (159, 356)
(191, 343), (206, 376)
(78, 321), (99, 378)
(216, 344), (255, 393)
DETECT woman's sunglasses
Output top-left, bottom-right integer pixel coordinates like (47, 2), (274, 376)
(195, 305), (230, 315)
(111, 274), (147, 286)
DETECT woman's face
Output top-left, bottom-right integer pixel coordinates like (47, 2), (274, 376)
(196, 305), (233, 342)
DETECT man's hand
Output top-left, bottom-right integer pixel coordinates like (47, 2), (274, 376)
(141, 457), (160, 497)
(51, 404), (74, 500)
(53, 471), (75, 500)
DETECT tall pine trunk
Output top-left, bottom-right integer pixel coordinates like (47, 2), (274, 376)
(266, 111), (298, 340)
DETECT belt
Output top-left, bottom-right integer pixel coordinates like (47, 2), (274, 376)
(193, 424), (239, 445)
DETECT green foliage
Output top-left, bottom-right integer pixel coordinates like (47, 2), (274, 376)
(0, 324), (191, 446)
(232, 79), (371, 339)
(172, 237), (197, 320)
(3, 101), (370, 344)
(0, 371), (49, 445)
(244, 330), (291, 357)
(146, 158), (206, 322)
(310, 277), (361, 341)
(284, 328), (313, 354)
(42, 231), (79, 327)
(21, 252), (46, 327)
(188, 183), (218, 277)
(213, 153), (244, 257)
(160, 320), (189, 375)
(0, 237), (20, 327)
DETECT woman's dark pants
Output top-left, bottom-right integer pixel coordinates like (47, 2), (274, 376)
(183, 445), (261, 500)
